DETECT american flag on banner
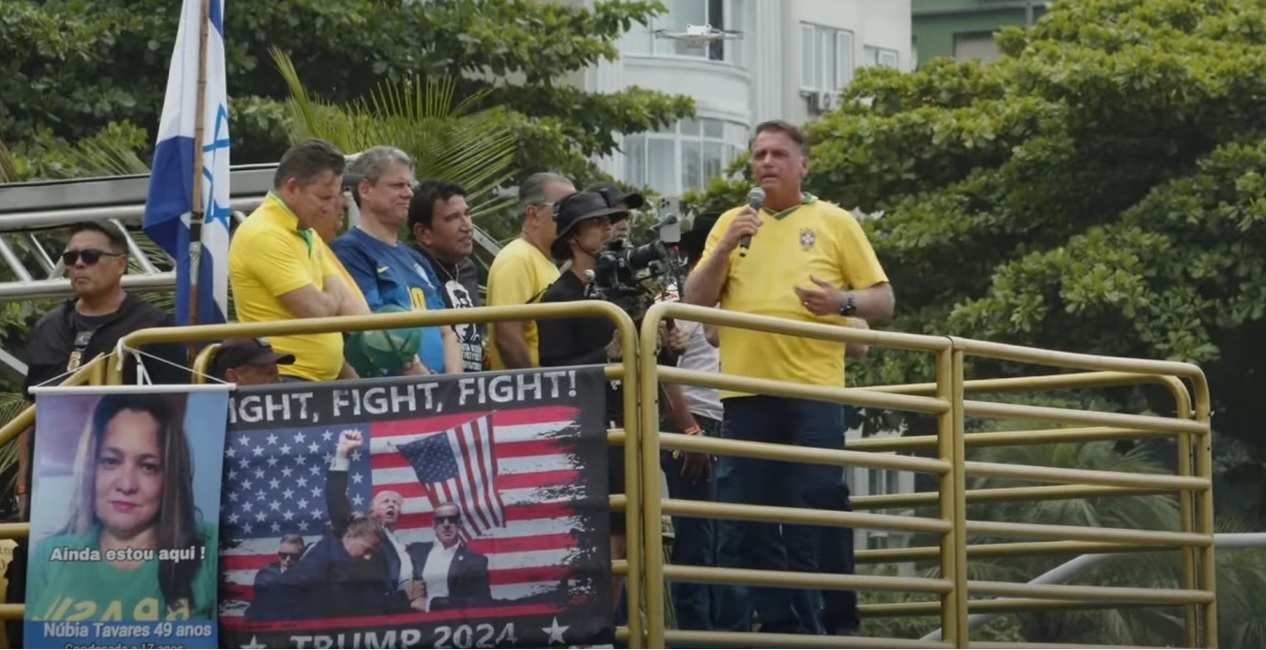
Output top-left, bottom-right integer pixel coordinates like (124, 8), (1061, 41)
(218, 406), (592, 619)
(398, 415), (506, 542)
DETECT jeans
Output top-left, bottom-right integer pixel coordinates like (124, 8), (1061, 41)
(661, 415), (721, 631)
(711, 396), (850, 635)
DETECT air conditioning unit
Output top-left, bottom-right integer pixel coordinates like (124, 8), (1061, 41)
(808, 90), (842, 114)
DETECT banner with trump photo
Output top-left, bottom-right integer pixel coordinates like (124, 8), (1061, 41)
(218, 369), (613, 649)
(24, 385), (231, 649)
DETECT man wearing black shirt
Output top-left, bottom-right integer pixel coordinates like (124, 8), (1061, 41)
(409, 179), (485, 372)
(7, 221), (188, 645)
(534, 191), (637, 609)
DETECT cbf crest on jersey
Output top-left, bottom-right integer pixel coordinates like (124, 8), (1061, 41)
(800, 228), (817, 251)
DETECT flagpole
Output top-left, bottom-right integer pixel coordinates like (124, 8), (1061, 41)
(189, 0), (211, 330)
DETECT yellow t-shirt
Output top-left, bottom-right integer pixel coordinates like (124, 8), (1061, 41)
(485, 237), (560, 370)
(228, 193), (346, 381)
(699, 194), (889, 398)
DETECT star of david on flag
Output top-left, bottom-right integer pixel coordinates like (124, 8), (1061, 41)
(143, 0), (231, 326)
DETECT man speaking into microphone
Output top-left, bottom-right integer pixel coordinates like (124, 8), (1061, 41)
(683, 120), (894, 636)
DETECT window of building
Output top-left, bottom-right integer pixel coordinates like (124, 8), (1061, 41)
(624, 118), (749, 197)
(801, 23), (854, 91)
(621, 0), (747, 64)
(868, 467), (901, 498)
(862, 45), (900, 69)
(954, 31), (1002, 64)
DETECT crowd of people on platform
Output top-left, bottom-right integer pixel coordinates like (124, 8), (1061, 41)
(5, 119), (893, 641)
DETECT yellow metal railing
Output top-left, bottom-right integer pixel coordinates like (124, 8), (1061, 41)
(636, 303), (1215, 649)
(7, 304), (648, 643)
(0, 301), (1217, 648)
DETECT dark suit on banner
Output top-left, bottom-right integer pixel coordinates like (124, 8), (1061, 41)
(407, 541), (493, 611)
(251, 535), (393, 621)
(327, 462), (408, 599)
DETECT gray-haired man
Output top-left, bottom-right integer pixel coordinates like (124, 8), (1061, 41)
(331, 145), (462, 375)
(485, 172), (575, 370)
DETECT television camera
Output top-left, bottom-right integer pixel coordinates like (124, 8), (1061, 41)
(584, 197), (688, 318)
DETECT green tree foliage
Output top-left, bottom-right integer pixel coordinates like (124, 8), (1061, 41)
(0, 0), (694, 180)
(689, 0), (1266, 458)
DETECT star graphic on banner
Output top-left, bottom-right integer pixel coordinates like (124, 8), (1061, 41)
(240, 636), (267, 649)
(542, 617), (569, 644)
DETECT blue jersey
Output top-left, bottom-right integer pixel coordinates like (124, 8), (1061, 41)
(331, 228), (447, 373)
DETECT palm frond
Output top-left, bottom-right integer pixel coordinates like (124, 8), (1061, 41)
(0, 140), (19, 183)
(269, 48), (519, 228)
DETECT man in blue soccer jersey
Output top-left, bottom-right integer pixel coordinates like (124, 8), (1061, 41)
(332, 146), (462, 375)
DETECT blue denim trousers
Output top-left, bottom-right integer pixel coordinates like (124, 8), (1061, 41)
(711, 396), (855, 635)
(661, 415), (721, 631)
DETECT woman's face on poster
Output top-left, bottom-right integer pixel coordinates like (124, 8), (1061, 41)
(94, 409), (164, 537)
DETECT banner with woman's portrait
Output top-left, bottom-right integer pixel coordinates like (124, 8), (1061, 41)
(24, 385), (231, 649)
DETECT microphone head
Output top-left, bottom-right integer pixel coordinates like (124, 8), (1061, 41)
(748, 187), (766, 211)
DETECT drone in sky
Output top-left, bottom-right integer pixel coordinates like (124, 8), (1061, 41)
(653, 24), (744, 48)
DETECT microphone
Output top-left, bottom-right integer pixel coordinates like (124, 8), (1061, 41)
(739, 187), (765, 258)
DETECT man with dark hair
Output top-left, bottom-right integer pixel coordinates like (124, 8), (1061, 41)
(684, 119), (894, 636)
(406, 502), (492, 612)
(7, 220), (189, 645)
(245, 534), (306, 620)
(332, 146), (461, 376)
(485, 172), (574, 370)
(209, 338), (295, 385)
(409, 179), (485, 373)
(229, 138), (363, 383)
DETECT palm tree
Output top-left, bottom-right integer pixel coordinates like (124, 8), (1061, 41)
(270, 47), (519, 246)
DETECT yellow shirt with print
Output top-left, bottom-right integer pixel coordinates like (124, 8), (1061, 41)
(228, 193), (346, 381)
(699, 194), (889, 398)
(485, 237), (560, 370)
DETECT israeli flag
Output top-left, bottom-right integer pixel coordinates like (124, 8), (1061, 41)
(143, 0), (230, 326)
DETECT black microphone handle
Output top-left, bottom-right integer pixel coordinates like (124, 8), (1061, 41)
(739, 234), (752, 257)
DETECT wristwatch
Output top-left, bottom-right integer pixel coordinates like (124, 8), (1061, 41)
(838, 291), (857, 317)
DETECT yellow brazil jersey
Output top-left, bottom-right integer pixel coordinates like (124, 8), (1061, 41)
(699, 194), (889, 398)
(228, 193), (346, 381)
(485, 237), (560, 370)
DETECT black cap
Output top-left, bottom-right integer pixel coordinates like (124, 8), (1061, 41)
(585, 181), (645, 211)
(210, 338), (295, 379)
(680, 212), (721, 257)
(551, 191), (630, 260)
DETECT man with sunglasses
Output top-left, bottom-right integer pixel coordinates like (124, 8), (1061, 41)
(406, 503), (491, 612)
(9, 221), (189, 645)
(245, 534), (306, 620)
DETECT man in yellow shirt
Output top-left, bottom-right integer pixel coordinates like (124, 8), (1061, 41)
(485, 172), (575, 370)
(229, 139), (364, 382)
(684, 120), (895, 636)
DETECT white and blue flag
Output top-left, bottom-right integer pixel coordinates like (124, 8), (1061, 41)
(143, 0), (230, 325)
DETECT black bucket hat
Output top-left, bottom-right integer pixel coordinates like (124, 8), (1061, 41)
(585, 181), (646, 211)
(551, 191), (630, 260)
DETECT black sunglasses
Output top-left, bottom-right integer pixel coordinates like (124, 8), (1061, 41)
(435, 514), (461, 525)
(278, 551), (301, 561)
(62, 249), (124, 266)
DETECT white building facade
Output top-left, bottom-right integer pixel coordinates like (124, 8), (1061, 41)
(579, 0), (913, 198)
